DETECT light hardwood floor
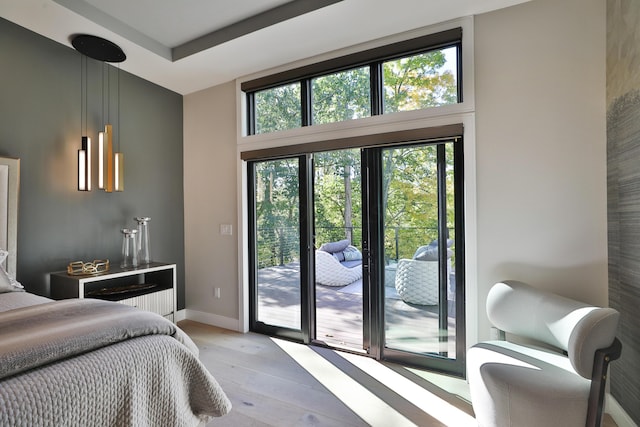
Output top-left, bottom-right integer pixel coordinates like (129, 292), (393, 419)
(179, 320), (475, 426)
(179, 320), (619, 427)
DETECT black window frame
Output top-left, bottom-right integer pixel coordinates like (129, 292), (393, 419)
(244, 28), (462, 136)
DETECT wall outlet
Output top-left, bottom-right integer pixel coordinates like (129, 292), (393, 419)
(214, 287), (221, 299)
(220, 224), (233, 235)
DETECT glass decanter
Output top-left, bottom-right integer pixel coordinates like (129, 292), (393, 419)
(134, 217), (151, 265)
(121, 228), (138, 268)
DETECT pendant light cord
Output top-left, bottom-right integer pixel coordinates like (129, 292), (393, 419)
(101, 62), (105, 127)
(84, 55), (88, 136)
(107, 66), (111, 125)
(117, 64), (121, 152)
(80, 54), (84, 137)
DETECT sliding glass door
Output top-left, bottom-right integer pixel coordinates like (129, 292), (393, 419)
(247, 133), (465, 376)
(367, 140), (465, 375)
(313, 149), (364, 351)
(248, 156), (310, 341)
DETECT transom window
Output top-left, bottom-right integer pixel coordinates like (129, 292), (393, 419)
(254, 82), (301, 134)
(243, 28), (461, 136)
(383, 47), (458, 113)
(311, 66), (371, 125)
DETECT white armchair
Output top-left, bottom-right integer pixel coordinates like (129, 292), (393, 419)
(467, 281), (621, 427)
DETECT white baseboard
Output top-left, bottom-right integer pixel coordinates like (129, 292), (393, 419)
(607, 393), (638, 427)
(184, 309), (242, 331)
(175, 309), (186, 322)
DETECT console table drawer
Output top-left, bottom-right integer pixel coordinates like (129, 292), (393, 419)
(117, 287), (173, 318)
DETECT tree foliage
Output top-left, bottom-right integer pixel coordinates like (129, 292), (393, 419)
(381, 145), (456, 261)
(254, 159), (300, 267)
(255, 83), (301, 134)
(314, 149), (362, 246)
(383, 49), (457, 113)
(312, 67), (371, 125)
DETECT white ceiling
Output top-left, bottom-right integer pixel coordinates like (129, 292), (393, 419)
(1, 0), (529, 95)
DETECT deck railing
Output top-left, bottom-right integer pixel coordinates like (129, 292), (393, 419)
(257, 226), (451, 268)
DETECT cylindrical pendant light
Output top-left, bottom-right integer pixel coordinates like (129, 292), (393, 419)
(98, 130), (104, 189)
(78, 136), (91, 191)
(78, 55), (91, 191)
(78, 148), (87, 191)
(114, 62), (123, 192)
(105, 123), (114, 192)
(115, 152), (124, 192)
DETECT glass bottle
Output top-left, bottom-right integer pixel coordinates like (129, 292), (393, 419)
(134, 217), (151, 264)
(121, 228), (138, 268)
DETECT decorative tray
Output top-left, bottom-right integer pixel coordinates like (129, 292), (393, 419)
(67, 259), (110, 276)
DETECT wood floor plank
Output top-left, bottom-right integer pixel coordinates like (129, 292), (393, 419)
(192, 336), (333, 394)
(213, 381), (366, 427)
(199, 349), (365, 422)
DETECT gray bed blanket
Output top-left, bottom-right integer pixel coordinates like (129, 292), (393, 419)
(0, 297), (232, 425)
(0, 298), (181, 380)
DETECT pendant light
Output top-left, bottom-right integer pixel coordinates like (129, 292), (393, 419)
(98, 62), (108, 190)
(72, 34), (126, 193)
(77, 55), (91, 191)
(114, 63), (124, 192)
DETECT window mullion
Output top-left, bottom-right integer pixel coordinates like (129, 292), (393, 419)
(370, 62), (384, 116)
(247, 92), (256, 136)
(301, 79), (312, 127)
(456, 41), (463, 103)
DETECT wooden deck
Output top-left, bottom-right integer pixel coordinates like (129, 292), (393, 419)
(257, 264), (457, 356)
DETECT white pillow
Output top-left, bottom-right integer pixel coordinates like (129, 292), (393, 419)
(413, 245), (453, 261)
(318, 239), (351, 254)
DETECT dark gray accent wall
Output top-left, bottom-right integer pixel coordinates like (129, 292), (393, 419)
(0, 17), (186, 309)
(607, 2), (640, 424)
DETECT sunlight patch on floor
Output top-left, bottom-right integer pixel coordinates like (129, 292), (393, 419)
(338, 351), (477, 427)
(404, 367), (473, 403)
(272, 338), (417, 427)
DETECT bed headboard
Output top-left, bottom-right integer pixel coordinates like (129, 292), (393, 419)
(0, 157), (20, 278)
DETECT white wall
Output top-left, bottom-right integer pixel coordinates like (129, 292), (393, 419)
(474, 0), (607, 339)
(182, 0), (607, 345)
(183, 81), (240, 327)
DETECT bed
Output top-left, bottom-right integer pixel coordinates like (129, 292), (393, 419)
(0, 157), (231, 425)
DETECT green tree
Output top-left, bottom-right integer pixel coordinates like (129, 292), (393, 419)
(255, 159), (300, 267)
(312, 67), (371, 125)
(255, 83), (301, 134)
(382, 145), (454, 260)
(313, 149), (362, 246)
(383, 49), (457, 113)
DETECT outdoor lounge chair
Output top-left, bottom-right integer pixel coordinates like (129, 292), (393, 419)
(394, 258), (441, 305)
(315, 246), (362, 287)
(394, 241), (453, 305)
